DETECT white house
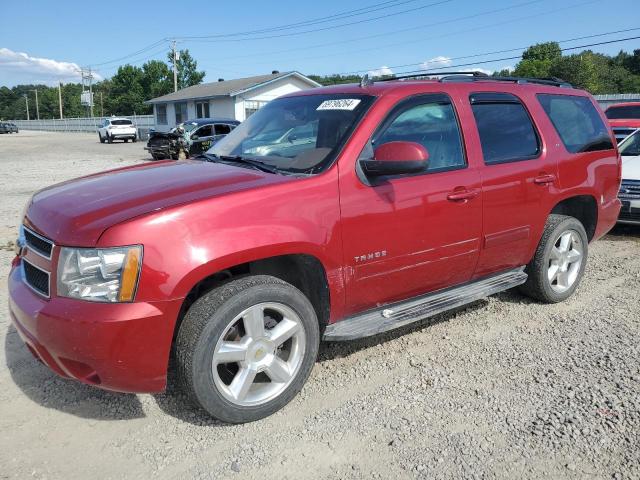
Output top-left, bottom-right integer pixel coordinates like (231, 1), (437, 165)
(146, 71), (321, 131)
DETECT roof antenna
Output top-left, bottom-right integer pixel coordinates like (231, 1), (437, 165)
(360, 73), (374, 88)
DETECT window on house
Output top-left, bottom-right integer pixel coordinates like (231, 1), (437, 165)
(175, 102), (188, 124)
(196, 101), (210, 119)
(538, 94), (613, 153)
(245, 100), (268, 118)
(156, 104), (167, 125)
(470, 93), (540, 164)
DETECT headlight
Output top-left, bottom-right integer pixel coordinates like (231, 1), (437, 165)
(57, 246), (142, 302)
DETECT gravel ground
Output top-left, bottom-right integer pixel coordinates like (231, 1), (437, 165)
(0, 131), (639, 480)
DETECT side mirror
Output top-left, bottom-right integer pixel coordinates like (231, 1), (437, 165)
(191, 134), (199, 141)
(360, 141), (429, 177)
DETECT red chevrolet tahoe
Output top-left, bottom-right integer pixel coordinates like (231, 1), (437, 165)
(9, 74), (621, 423)
(605, 102), (640, 143)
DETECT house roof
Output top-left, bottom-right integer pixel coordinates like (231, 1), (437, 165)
(147, 71), (320, 104)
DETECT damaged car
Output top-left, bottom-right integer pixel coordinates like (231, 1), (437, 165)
(145, 118), (239, 160)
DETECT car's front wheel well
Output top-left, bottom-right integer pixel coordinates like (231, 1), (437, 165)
(172, 254), (331, 353)
(550, 195), (598, 241)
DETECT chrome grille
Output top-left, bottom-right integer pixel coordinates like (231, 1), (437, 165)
(23, 226), (53, 259)
(619, 180), (640, 200)
(22, 258), (50, 298)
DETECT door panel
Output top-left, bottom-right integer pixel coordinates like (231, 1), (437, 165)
(339, 94), (482, 314)
(466, 92), (558, 278)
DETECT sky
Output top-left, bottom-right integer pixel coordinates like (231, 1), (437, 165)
(1, 0), (639, 87)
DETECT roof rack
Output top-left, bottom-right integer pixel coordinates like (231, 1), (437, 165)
(369, 71), (573, 89)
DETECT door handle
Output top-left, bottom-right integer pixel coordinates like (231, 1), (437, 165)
(447, 188), (479, 202)
(533, 174), (556, 185)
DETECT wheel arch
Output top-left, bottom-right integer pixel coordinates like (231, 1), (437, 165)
(171, 252), (332, 353)
(550, 194), (598, 241)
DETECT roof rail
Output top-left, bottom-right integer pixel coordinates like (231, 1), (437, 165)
(372, 71), (573, 88)
(376, 71), (488, 82)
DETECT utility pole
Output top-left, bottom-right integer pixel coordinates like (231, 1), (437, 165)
(24, 94), (30, 120)
(31, 89), (40, 120)
(172, 40), (178, 92)
(89, 68), (94, 117)
(58, 82), (63, 119)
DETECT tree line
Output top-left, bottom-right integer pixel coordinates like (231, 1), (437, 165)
(0, 49), (204, 120)
(2, 45), (639, 120)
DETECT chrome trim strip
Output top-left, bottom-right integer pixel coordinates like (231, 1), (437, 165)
(23, 225), (54, 260)
(21, 258), (51, 299)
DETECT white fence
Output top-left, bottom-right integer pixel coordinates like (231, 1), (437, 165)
(8, 115), (155, 134)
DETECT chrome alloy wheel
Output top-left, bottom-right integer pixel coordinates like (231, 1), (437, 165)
(547, 230), (584, 293)
(212, 302), (306, 407)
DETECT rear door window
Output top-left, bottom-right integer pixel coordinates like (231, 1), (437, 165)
(214, 124), (231, 135)
(470, 93), (540, 164)
(538, 94), (613, 153)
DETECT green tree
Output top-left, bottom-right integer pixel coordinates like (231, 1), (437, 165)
(167, 49), (205, 90)
(141, 60), (173, 99)
(514, 41), (562, 78)
(105, 65), (148, 115)
(307, 74), (362, 86)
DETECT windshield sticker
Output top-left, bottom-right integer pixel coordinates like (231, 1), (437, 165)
(316, 99), (361, 111)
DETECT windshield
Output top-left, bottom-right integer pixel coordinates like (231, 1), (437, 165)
(207, 94), (373, 173)
(619, 130), (640, 156)
(605, 105), (640, 120)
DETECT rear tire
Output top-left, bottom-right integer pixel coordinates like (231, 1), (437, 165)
(124, 139), (129, 143)
(107, 133), (113, 144)
(176, 275), (319, 423)
(519, 214), (588, 303)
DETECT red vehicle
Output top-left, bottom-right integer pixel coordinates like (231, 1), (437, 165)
(9, 73), (621, 423)
(605, 102), (640, 143)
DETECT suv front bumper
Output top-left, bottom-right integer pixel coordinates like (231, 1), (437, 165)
(8, 261), (182, 393)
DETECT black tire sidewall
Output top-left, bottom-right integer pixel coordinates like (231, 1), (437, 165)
(186, 280), (319, 423)
(535, 217), (588, 303)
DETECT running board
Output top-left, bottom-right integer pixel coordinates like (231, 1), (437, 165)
(323, 267), (527, 341)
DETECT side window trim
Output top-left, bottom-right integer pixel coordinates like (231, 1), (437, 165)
(363, 93), (468, 180)
(469, 91), (542, 165)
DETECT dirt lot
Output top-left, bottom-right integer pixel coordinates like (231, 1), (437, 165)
(0, 131), (639, 480)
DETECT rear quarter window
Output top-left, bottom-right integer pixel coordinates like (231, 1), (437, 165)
(537, 94), (613, 153)
(605, 105), (640, 119)
(470, 93), (540, 164)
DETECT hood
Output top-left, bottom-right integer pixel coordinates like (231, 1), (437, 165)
(622, 154), (640, 181)
(26, 160), (292, 246)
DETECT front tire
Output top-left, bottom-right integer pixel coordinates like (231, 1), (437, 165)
(176, 275), (319, 423)
(520, 214), (588, 303)
(99, 133), (105, 143)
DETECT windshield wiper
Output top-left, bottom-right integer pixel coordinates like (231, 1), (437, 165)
(204, 153), (281, 174)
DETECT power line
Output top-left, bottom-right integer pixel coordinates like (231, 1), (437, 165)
(176, 0), (452, 41)
(90, 39), (169, 67)
(373, 35), (640, 78)
(176, 0), (427, 39)
(345, 26), (640, 75)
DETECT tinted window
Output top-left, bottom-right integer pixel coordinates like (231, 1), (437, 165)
(373, 98), (465, 172)
(215, 124), (231, 135)
(111, 119), (132, 126)
(470, 94), (539, 164)
(194, 125), (213, 137)
(538, 94), (613, 153)
(605, 105), (640, 119)
(619, 130), (640, 156)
